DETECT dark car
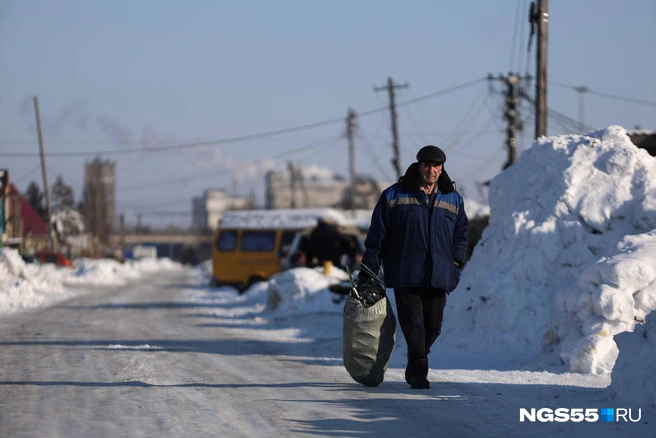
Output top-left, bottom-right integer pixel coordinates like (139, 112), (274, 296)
(280, 225), (366, 272)
(34, 251), (73, 268)
(20, 254), (37, 264)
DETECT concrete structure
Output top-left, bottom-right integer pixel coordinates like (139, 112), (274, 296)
(265, 167), (387, 210)
(192, 189), (250, 230)
(265, 168), (346, 210)
(83, 158), (116, 244)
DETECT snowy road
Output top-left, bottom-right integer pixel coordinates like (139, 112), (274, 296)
(0, 272), (649, 437)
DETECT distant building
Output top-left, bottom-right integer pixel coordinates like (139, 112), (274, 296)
(265, 165), (387, 210)
(83, 158), (116, 244)
(192, 189), (251, 230)
(2, 183), (49, 251)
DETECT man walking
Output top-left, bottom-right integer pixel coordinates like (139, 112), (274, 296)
(359, 145), (468, 389)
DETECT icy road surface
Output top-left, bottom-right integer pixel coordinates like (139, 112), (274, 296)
(0, 272), (649, 437)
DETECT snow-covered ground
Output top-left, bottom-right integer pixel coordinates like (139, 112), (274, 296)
(2, 126), (655, 431)
(0, 248), (184, 314)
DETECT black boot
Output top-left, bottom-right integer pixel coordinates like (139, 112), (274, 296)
(410, 375), (430, 389)
(406, 359), (429, 389)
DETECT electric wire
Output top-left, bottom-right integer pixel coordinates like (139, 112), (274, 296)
(119, 135), (344, 195)
(10, 166), (42, 185)
(549, 81), (656, 107)
(441, 84), (488, 151)
(509, 0), (523, 73)
(356, 131), (395, 183)
(398, 101), (435, 146)
(517, 0), (529, 74)
(0, 78), (487, 158)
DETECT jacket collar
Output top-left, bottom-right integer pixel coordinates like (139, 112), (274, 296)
(400, 162), (455, 194)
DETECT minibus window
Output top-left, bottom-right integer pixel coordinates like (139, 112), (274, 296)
(241, 231), (276, 252)
(281, 231), (297, 248)
(217, 231), (238, 251)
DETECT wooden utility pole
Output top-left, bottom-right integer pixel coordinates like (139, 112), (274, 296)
(504, 74), (520, 169)
(287, 161), (296, 208)
(575, 86), (588, 133)
(346, 108), (357, 210)
(136, 213), (142, 245)
(374, 77), (409, 179)
(489, 74), (531, 169)
(33, 96), (54, 249)
(530, 0), (548, 138)
(119, 213), (125, 248)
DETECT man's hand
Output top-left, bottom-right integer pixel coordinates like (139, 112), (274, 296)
(356, 269), (373, 286)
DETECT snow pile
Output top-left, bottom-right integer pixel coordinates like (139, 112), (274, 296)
(463, 197), (490, 219)
(131, 257), (184, 273)
(0, 247), (29, 278)
(609, 310), (656, 407)
(67, 257), (184, 285)
(266, 267), (347, 315)
(443, 126), (656, 374)
(0, 248), (68, 313)
(0, 248), (185, 314)
(67, 258), (142, 285)
(52, 208), (91, 248)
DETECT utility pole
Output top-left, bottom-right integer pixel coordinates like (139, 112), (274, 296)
(33, 96), (54, 249)
(504, 74), (519, 169)
(575, 86), (588, 133)
(489, 74), (530, 169)
(374, 77), (409, 179)
(287, 161), (296, 209)
(136, 213), (142, 245)
(119, 213), (125, 248)
(530, 0), (548, 138)
(346, 108), (357, 210)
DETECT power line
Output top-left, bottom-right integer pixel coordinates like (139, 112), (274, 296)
(401, 90), (446, 138)
(11, 165), (42, 185)
(509, 0), (523, 72)
(466, 144), (506, 179)
(441, 84), (488, 151)
(118, 135), (344, 193)
(447, 115), (500, 156)
(0, 77), (487, 158)
(517, 0), (529, 74)
(356, 131), (395, 182)
(392, 78), (486, 108)
(397, 99), (435, 146)
(550, 80), (656, 107)
(521, 90), (595, 132)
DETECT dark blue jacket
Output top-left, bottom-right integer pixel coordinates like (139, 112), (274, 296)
(361, 164), (468, 292)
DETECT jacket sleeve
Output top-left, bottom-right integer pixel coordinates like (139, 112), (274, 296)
(453, 197), (469, 264)
(361, 192), (389, 278)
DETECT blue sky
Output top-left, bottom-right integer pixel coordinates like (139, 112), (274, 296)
(1, 0), (655, 227)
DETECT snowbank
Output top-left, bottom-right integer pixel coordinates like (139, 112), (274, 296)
(0, 249), (68, 313)
(609, 310), (656, 407)
(266, 267), (348, 315)
(443, 126), (656, 374)
(463, 197), (490, 218)
(0, 248), (184, 315)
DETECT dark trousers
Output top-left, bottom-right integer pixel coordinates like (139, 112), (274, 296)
(394, 287), (447, 375)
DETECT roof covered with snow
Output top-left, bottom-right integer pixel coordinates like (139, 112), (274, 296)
(218, 208), (371, 230)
